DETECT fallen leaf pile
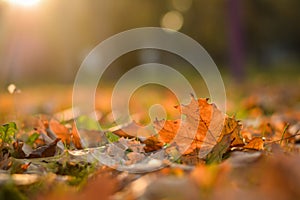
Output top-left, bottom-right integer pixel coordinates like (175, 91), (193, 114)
(109, 96), (244, 164)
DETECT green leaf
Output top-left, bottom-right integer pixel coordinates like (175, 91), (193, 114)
(26, 132), (40, 146)
(76, 115), (101, 131)
(0, 122), (17, 144)
(105, 132), (120, 143)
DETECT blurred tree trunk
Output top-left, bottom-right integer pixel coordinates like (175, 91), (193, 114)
(227, 0), (245, 82)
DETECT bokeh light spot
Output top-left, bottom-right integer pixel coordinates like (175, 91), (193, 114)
(160, 11), (184, 31)
(172, 0), (193, 12)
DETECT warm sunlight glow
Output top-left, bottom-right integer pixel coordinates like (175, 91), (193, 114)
(6, 0), (41, 7)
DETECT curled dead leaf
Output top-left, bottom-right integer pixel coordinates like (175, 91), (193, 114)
(48, 119), (71, 144)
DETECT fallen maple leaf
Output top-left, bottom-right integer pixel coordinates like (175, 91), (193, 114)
(102, 96), (242, 161)
(154, 97), (228, 157)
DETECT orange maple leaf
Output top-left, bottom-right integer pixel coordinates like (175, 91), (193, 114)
(154, 97), (241, 156)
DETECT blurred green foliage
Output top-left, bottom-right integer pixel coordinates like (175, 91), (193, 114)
(0, 122), (17, 144)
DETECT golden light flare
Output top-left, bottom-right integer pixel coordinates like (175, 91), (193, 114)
(5, 0), (41, 7)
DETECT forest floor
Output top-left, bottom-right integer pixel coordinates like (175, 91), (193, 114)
(0, 69), (299, 200)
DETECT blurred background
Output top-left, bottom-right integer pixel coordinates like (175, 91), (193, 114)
(0, 0), (299, 120)
(0, 0), (299, 85)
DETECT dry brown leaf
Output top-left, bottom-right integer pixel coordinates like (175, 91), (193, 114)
(225, 117), (244, 147)
(12, 141), (26, 159)
(71, 124), (83, 149)
(20, 162), (31, 171)
(243, 137), (264, 150)
(112, 121), (155, 138)
(49, 119), (72, 144)
(143, 136), (164, 152)
(0, 153), (12, 170)
(47, 119), (84, 149)
(27, 138), (60, 158)
(110, 121), (161, 152)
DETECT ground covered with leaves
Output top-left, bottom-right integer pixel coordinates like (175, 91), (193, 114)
(0, 76), (299, 200)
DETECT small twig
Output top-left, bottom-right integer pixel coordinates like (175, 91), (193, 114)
(279, 123), (289, 145)
(265, 130), (300, 146)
